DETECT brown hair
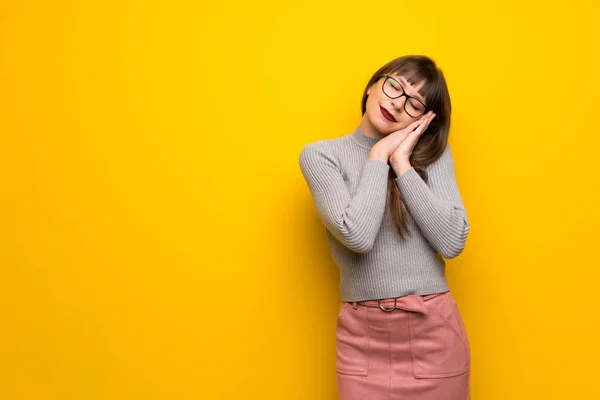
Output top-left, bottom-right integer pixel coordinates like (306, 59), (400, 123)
(361, 55), (451, 240)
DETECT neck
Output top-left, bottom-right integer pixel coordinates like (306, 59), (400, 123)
(358, 116), (386, 140)
(351, 126), (382, 149)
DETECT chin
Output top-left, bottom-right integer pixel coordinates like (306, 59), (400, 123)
(373, 105), (400, 128)
(369, 113), (395, 135)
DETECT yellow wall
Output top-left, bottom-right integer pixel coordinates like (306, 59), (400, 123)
(1, 0), (599, 398)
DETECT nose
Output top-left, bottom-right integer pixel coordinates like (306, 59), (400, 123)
(391, 95), (408, 114)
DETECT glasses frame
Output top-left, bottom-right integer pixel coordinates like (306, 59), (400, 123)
(381, 74), (428, 118)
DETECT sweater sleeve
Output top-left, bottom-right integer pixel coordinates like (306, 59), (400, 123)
(299, 141), (390, 254)
(393, 143), (470, 259)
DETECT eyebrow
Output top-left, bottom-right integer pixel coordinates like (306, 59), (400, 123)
(392, 75), (426, 103)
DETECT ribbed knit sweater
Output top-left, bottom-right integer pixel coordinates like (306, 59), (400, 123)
(299, 126), (470, 302)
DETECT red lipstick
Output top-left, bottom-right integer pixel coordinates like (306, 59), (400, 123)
(380, 105), (397, 122)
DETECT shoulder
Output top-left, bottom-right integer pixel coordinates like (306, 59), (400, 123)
(423, 143), (463, 185)
(299, 139), (339, 170)
(299, 132), (355, 160)
(425, 142), (455, 171)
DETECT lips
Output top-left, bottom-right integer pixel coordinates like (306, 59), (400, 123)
(380, 105), (397, 122)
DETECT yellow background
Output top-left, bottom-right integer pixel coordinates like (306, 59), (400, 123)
(1, 0), (599, 398)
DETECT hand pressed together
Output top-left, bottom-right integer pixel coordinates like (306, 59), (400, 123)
(389, 110), (436, 163)
(368, 110), (437, 176)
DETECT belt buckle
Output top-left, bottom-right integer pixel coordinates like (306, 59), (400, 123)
(378, 298), (396, 312)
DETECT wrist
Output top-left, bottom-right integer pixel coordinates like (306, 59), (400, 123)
(368, 150), (389, 164)
(391, 158), (412, 176)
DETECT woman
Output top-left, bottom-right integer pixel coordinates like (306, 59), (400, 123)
(299, 55), (471, 399)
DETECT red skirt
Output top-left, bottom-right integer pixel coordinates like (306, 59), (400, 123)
(336, 290), (471, 400)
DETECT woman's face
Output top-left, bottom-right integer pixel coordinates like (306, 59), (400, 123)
(364, 73), (428, 135)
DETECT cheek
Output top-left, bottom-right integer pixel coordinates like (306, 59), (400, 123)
(366, 98), (381, 119)
(395, 115), (414, 129)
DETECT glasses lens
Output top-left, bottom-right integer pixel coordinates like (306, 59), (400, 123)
(383, 77), (403, 98)
(405, 99), (426, 118)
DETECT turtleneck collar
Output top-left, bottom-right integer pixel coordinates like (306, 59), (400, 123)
(350, 126), (384, 149)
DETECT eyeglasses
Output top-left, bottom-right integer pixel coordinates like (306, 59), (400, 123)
(381, 74), (428, 118)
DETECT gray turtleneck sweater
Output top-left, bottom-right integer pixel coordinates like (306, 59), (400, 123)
(299, 127), (470, 302)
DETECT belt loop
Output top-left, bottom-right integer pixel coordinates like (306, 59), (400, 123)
(352, 301), (358, 309)
(378, 298), (397, 312)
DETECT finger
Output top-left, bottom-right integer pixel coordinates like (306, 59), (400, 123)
(412, 117), (432, 135)
(413, 112), (433, 127)
(402, 118), (426, 133)
(422, 112), (436, 126)
(390, 112), (432, 137)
